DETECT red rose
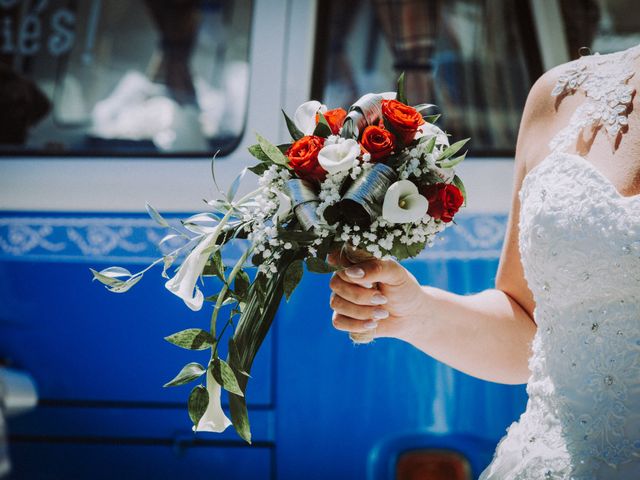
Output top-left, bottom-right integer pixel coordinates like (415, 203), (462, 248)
(286, 135), (326, 182)
(421, 183), (464, 223)
(316, 108), (347, 135)
(381, 99), (425, 145)
(360, 125), (396, 161)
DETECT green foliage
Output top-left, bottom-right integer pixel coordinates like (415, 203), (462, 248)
(145, 202), (169, 227)
(211, 358), (244, 397)
(188, 385), (209, 428)
(453, 174), (468, 207)
(439, 152), (467, 169)
(283, 259), (304, 301)
(163, 362), (206, 387)
(282, 109), (304, 140)
(164, 329), (215, 350)
(396, 72), (407, 104)
(437, 138), (469, 163)
(390, 239), (427, 261)
(90, 267), (143, 293)
(305, 257), (337, 274)
(248, 162), (270, 176)
(234, 270), (250, 299)
(313, 112), (332, 138)
(247, 143), (271, 163)
(256, 132), (290, 166)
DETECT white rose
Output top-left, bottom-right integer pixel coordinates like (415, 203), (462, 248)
(382, 180), (429, 224)
(294, 100), (327, 136)
(318, 139), (361, 175)
(192, 369), (232, 433)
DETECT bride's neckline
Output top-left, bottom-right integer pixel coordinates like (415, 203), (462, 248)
(524, 152), (640, 203)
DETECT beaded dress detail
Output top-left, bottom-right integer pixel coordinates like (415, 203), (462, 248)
(479, 44), (640, 479)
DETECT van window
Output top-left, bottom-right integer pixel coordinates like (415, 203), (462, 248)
(313, 0), (542, 157)
(0, 0), (252, 156)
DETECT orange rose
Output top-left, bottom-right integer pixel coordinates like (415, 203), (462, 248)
(317, 108), (347, 135)
(286, 135), (326, 182)
(360, 125), (396, 161)
(381, 99), (425, 145)
(421, 183), (464, 223)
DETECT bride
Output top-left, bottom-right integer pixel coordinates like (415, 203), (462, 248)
(327, 43), (640, 479)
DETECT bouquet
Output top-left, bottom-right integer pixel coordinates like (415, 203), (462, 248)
(91, 74), (468, 443)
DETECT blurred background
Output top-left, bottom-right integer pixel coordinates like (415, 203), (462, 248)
(0, 0), (638, 479)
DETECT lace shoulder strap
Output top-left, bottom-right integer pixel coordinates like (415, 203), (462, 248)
(549, 44), (640, 153)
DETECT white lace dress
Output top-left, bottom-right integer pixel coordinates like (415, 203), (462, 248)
(479, 45), (640, 479)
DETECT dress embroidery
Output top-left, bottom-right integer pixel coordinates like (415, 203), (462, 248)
(480, 44), (640, 480)
(549, 45), (640, 152)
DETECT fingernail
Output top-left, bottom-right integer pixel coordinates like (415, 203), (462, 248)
(372, 309), (389, 320)
(362, 282), (373, 289)
(370, 294), (387, 305)
(345, 267), (365, 278)
(363, 320), (378, 330)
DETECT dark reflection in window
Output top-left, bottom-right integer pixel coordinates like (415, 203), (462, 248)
(560, 0), (640, 58)
(315, 0), (542, 156)
(0, 0), (252, 156)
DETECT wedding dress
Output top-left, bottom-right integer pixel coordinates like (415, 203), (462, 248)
(479, 44), (640, 479)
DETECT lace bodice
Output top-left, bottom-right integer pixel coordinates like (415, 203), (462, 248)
(480, 45), (640, 479)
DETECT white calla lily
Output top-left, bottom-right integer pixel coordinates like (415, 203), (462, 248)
(294, 100), (327, 135)
(193, 370), (233, 433)
(165, 232), (217, 311)
(318, 139), (360, 175)
(275, 189), (292, 222)
(414, 122), (449, 146)
(382, 180), (429, 224)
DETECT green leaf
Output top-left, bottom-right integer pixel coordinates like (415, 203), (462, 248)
(188, 385), (209, 427)
(145, 202), (169, 227)
(437, 138), (469, 162)
(424, 114), (442, 124)
(211, 358), (244, 397)
(282, 109), (304, 140)
(452, 174), (467, 207)
(305, 257), (337, 273)
(248, 163), (270, 176)
(234, 270), (250, 299)
(227, 168), (247, 202)
(247, 144), (271, 163)
(277, 228), (318, 243)
(211, 250), (225, 280)
(229, 392), (251, 444)
(256, 132), (290, 166)
(283, 259), (304, 301)
(312, 112), (332, 138)
(414, 103), (436, 113)
(439, 151), (467, 169)
(396, 72), (407, 104)
(163, 362), (206, 387)
(419, 135), (437, 154)
(164, 329), (215, 350)
(390, 239), (426, 261)
(204, 291), (236, 306)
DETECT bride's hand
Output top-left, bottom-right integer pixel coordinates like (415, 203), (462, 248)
(327, 252), (427, 339)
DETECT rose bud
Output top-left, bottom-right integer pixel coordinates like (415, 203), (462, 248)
(381, 99), (425, 145)
(421, 183), (464, 223)
(360, 125), (396, 162)
(317, 108), (347, 135)
(286, 135), (327, 182)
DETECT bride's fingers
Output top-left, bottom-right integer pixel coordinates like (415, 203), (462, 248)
(329, 293), (389, 321)
(332, 312), (381, 333)
(336, 259), (406, 287)
(329, 274), (387, 306)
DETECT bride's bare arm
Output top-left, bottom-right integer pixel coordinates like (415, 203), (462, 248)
(329, 75), (558, 385)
